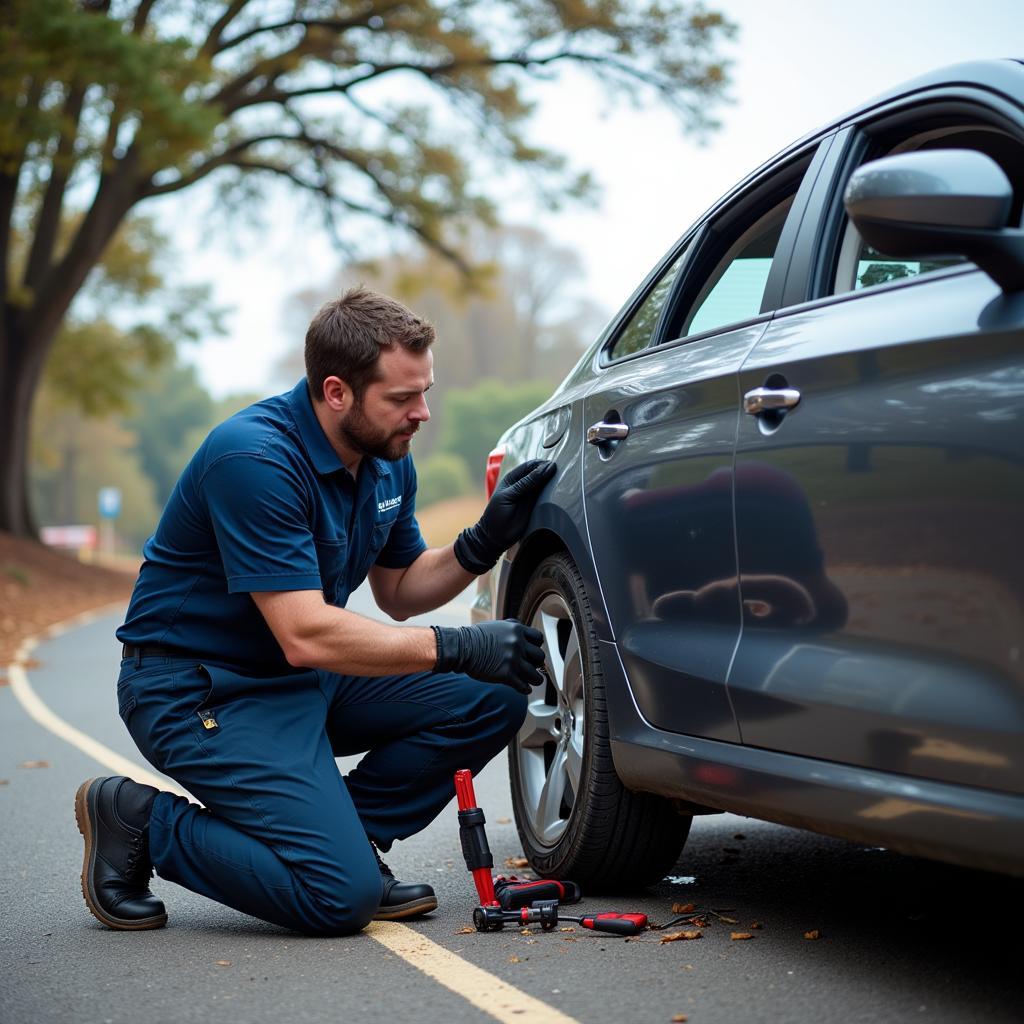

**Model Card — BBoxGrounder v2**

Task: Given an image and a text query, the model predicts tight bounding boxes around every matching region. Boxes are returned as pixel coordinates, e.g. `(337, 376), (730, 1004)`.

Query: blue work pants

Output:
(116, 656), (527, 936)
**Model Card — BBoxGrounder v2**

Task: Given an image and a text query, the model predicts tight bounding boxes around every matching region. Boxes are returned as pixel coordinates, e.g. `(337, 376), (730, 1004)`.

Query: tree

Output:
(1, 0), (733, 536)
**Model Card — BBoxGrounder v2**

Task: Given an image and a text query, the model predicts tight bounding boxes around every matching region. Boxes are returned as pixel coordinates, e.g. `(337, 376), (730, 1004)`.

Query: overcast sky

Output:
(154, 0), (1022, 398)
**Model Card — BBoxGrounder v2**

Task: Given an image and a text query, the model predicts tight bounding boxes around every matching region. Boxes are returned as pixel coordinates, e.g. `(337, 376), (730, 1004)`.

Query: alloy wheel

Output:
(515, 590), (585, 847)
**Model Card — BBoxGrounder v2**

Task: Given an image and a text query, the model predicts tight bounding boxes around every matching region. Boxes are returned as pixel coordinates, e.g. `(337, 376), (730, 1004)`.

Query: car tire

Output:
(508, 552), (692, 890)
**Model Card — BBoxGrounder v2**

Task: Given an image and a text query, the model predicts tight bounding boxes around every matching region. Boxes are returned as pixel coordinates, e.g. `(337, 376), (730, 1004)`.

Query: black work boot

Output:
(371, 845), (437, 920)
(75, 777), (167, 930)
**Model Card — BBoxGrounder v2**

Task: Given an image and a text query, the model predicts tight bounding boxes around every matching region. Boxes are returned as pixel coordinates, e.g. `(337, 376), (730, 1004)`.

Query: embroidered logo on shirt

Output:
(377, 496), (402, 513)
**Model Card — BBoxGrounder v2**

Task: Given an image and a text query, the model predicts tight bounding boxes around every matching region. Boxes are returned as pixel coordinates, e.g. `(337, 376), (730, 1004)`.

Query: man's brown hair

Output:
(304, 285), (435, 402)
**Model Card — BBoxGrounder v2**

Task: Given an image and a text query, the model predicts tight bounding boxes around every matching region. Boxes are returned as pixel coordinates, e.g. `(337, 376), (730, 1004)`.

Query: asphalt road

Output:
(2, 589), (1022, 1024)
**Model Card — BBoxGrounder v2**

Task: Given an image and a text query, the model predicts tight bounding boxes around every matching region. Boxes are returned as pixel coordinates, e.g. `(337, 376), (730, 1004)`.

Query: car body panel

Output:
(580, 323), (768, 741)
(476, 59), (1024, 876)
(729, 269), (1024, 794)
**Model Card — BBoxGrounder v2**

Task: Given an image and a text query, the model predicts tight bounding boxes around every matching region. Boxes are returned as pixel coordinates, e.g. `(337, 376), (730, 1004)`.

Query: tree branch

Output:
(214, 1), (412, 54)
(131, 0), (157, 34)
(139, 133), (313, 197)
(23, 84), (88, 293)
(0, 76), (45, 310)
(200, 0), (250, 58)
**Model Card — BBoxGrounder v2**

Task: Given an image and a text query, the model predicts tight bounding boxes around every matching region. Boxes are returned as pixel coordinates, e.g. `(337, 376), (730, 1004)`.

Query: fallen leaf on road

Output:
(730, 933), (755, 941)
(559, 927), (575, 932)
(750, 922), (763, 929)
(18, 760), (49, 769)
(671, 1015), (689, 1022)
(455, 927), (475, 934)
(508, 955), (521, 963)
(671, 902), (696, 913)
(718, 915), (739, 925)
(495, 817), (511, 824)
(213, 960), (232, 967)
(660, 931), (703, 943)
(804, 929), (821, 940)
(505, 857), (529, 868)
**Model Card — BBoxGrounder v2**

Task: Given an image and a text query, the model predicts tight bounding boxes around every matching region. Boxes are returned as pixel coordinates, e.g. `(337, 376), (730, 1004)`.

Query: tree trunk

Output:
(0, 316), (49, 537)
(0, 154), (140, 537)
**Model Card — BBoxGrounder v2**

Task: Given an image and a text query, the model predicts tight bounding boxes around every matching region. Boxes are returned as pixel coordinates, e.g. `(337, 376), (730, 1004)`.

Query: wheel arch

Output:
(495, 495), (606, 630)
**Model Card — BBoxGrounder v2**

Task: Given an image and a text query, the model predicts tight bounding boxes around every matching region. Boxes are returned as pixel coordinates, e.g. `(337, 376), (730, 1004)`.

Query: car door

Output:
(581, 138), (834, 742)
(728, 99), (1024, 794)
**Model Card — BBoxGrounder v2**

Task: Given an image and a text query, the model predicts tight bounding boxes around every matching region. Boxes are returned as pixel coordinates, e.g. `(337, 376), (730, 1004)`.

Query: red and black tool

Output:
(455, 768), (499, 907)
(455, 769), (582, 908)
(494, 875), (581, 910)
(473, 899), (648, 936)
(454, 770), (645, 938)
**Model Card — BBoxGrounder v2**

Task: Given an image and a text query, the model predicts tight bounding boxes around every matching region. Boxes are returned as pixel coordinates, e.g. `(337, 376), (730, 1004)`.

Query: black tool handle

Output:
(494, 876), (582, 909)
(458, 807), (493, 871)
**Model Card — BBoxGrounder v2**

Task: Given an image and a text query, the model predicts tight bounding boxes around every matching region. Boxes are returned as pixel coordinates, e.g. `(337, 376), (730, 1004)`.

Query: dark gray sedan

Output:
(472, 58), (1024, 887)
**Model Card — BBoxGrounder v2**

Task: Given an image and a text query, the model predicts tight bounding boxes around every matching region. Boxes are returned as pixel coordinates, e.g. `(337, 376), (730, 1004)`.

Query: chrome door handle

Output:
(743, 387), (801, 415)
(587, 421), (630, 444)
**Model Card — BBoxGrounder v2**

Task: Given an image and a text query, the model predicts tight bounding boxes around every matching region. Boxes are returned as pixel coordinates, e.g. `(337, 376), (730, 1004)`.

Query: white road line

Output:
(6, 605), (580, 1024)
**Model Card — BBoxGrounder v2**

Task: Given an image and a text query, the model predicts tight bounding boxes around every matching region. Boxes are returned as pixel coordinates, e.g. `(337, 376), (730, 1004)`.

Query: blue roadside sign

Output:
(98, 486), (122, 519)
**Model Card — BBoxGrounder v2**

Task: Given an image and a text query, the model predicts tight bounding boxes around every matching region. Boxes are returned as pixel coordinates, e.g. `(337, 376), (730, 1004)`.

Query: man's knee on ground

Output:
(297, 874), (382, 937)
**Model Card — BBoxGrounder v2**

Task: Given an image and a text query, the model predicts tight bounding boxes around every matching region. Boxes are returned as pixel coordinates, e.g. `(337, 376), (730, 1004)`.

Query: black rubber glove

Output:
(432, 619), (545, 695)
(454, 459), (557, 575)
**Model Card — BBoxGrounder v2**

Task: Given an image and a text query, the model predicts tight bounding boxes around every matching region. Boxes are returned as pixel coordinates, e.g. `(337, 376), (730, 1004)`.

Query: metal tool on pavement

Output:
(473, 898), (648, 936)
(454, 769), (645, 937)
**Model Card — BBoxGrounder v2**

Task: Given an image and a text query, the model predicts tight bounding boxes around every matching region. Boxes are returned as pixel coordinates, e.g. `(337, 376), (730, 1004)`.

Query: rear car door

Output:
(581, 138), (834, 742)
(728, 88), (1024, 794)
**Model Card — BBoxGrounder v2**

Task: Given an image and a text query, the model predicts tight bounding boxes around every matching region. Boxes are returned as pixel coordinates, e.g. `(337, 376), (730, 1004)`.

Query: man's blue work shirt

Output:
(117, 379), (427, 672)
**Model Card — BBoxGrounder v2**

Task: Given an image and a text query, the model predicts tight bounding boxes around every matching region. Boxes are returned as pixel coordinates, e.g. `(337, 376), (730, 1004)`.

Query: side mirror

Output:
(844, 149), (1024, 293)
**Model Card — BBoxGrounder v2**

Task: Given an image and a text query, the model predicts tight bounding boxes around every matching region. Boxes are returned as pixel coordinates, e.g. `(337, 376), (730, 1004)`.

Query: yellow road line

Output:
(370, 921), (579, 1024)
(6, 605), (580, 1024)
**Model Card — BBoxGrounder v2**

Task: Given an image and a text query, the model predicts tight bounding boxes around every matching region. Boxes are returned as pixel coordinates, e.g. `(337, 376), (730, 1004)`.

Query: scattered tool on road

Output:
(473, 899), (648, 935)
(454, 769), (646, 936)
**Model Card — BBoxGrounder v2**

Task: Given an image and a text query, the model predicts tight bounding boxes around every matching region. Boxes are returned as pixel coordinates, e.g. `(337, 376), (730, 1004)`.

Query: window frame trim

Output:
(791, 89), (1024, 308)
(651, 142), (825, 350)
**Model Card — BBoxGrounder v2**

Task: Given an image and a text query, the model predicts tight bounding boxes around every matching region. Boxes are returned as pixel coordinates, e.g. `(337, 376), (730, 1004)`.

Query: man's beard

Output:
(338, 400), (417, 462)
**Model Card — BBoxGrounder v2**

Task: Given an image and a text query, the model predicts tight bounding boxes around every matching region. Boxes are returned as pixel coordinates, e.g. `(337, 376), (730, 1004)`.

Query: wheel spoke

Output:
(537, 746), (569, 844)
(561, 628), (583, 705)
(566, 729), (584, 795)
(518, 699), (559, 749)
(538, 608), (565, 691)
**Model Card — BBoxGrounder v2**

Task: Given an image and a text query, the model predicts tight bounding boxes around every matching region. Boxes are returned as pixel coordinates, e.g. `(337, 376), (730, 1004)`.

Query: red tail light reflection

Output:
(485, 446), (506, 499)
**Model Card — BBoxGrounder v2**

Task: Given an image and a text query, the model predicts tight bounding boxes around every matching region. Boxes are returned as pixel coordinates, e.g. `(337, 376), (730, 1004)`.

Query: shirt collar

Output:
(286, 379), (384, 480)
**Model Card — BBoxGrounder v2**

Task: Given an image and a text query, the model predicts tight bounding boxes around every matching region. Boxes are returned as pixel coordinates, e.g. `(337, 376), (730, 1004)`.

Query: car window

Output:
(607, 242), (689, 360)
(682, 196), (794, 337)
(833, 124), (1024, 295)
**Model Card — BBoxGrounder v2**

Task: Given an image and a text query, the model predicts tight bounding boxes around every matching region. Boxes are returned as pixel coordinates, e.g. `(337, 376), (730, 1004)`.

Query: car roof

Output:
(691, 57), (1024, 233)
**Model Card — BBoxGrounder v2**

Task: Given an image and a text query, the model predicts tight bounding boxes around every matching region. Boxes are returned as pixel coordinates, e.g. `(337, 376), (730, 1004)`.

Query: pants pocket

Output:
(116, 679), (138, 726)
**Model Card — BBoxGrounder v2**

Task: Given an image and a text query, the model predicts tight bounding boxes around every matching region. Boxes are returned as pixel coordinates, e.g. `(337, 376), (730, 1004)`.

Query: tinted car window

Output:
(608, 242), (689, 360)
(833, 124), (1024, 294)
(683, 196), (794, 337)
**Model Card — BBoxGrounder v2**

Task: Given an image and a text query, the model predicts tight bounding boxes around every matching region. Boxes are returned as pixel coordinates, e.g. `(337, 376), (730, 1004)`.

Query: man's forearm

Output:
(254, 590), (439, 676)
(376, 545), (476, 619)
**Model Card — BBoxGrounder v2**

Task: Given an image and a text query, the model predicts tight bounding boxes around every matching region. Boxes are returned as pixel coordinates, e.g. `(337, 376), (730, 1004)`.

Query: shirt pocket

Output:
(313, 536), (349, 603)
(356, 517), (398, 580)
